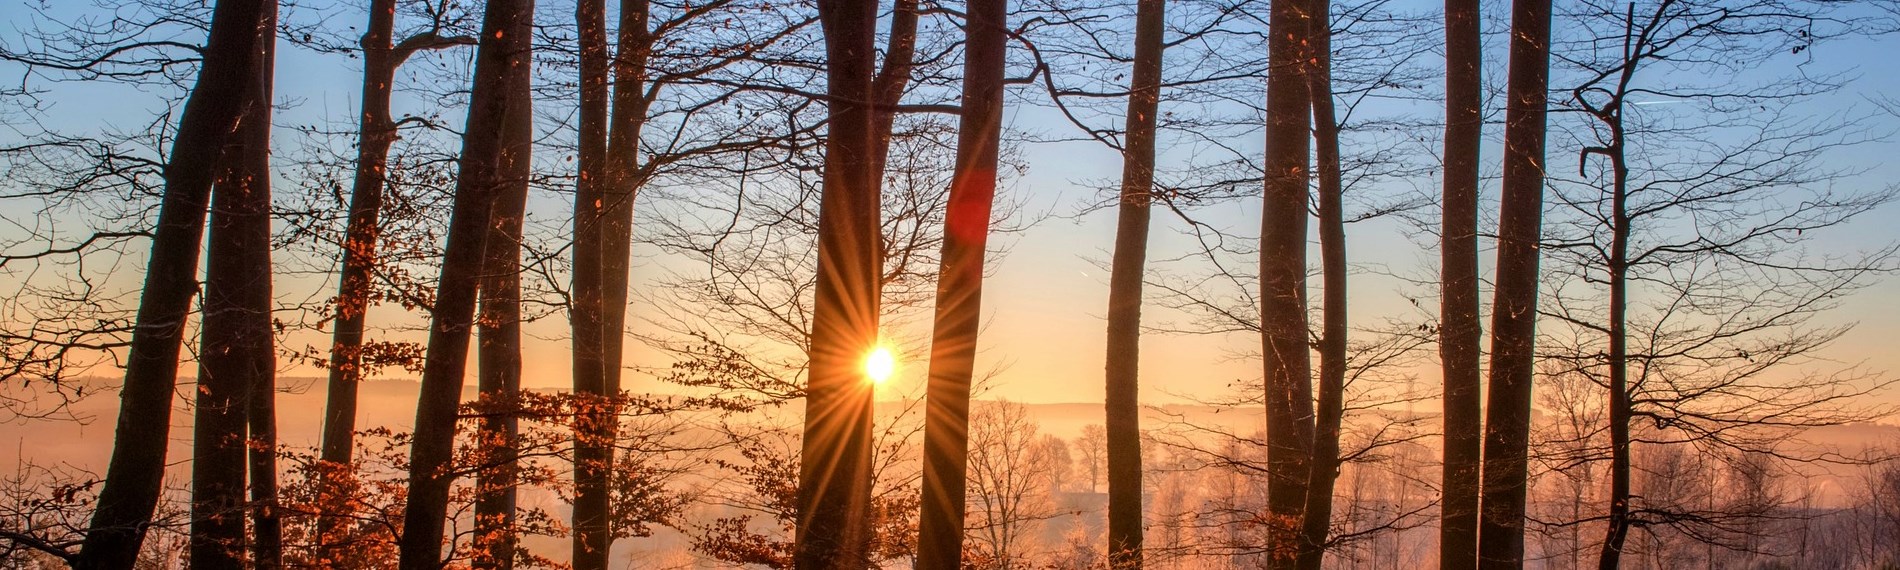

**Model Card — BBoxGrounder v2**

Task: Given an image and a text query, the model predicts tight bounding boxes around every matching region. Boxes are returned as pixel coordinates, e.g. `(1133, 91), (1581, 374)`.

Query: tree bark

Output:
(191, 34), (277, 563)
(1298, 0), (1345, 566)
(868, 0), (918, 178)
(74, 1), (275, 568)
(315, 1), (400, 552)
(575, 2), (654, 566)
(570, 0), (613, 566)
(914, 0), (1007, 567)
(600, 0), (652, 401)
(1439, 0), (1485, 565)
(1478, 0), (1551, 567)
(395, 1), (534, 567)
(1263, 0), (1316, 565)
(241, 19), (283, 567)
(471, 15), (534, 567)
(1102, 1), (1164, 568)
(796, 0), (881, 567)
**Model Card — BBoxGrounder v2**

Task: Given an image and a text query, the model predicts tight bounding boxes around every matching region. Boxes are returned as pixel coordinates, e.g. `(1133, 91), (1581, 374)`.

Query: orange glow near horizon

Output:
(863, 344), (896, 385)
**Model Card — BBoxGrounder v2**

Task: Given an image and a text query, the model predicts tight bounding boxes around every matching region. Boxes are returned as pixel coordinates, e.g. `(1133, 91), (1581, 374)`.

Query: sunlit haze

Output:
(6, 0), (1900, 567)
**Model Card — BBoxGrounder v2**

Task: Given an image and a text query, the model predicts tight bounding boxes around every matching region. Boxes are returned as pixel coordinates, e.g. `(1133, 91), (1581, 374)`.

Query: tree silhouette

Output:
(190, 4), (279, 566)
(1262, 0), (1317, 564)
(72, 1), (278, 567)
(315, 2), (474, 554)
(916, 0), (1008, 567)
(1439, 0), (1486, 563)
(1479, 0), (1553, 566)
(395, 0), (534, 566)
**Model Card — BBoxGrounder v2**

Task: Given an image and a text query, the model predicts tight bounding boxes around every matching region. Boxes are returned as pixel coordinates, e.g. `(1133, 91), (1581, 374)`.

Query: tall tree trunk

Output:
(395, 1), (534, 567)
(315, 0), (400, 552)
(316, 5), (474, 552)
(1298, 1), (1345, 566)
(1102, 0), (1164, 568)
(1439, 0), (1485, 565)
(1478, 0), (1552, 566)
(914, 0), (1007, 567)
(796, 0), (881, 567)
(191, 28), (276, 562)
(74, 2), (275, 568)
(574, 2), (655, 566)
(1595, 126), (1631, 570)
(1263, 0), (1316, 565)
(241, 19), (283, 567)
(600, 0), (652, 400)
(471, 21), (534, 568)
(570, 0), (613, 566)
(1593, 18), (1636, 563)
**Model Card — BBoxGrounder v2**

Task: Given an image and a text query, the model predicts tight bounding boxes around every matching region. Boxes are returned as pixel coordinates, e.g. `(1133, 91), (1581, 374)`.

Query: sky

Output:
(3, 0), (1900, 415)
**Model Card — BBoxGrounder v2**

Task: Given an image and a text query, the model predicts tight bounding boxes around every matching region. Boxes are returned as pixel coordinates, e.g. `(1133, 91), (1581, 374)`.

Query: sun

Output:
(863, 345), (897, 384)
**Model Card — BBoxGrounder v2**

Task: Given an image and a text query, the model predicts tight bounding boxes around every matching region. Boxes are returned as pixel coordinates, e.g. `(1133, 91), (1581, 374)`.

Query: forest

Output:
(3, 0), (1900, 568)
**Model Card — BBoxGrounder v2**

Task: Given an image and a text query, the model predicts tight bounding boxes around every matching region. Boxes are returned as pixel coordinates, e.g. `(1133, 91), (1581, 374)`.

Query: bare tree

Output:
(395, 0), (534, 566)
(1532, 2), (1898, 566)
(1262, 0), (1316, 565)
(1144, 326), (1436, 565)
(797, 0), (884, 566)
(965, 401), (1065, 569)
(467, 9), (536, 564)
(569, 0), (829, 564)
(1526, 364), (1608, 570)
(690, 403), (925, 569)
(315, 2), (474, 554)
(1477, 0), (1552, 566)
(569, 1), (616, 566)
(1439, 0), (1485, 563)
(1298, 0), (1349, 566)
(1077, 424), (1107, 494)
(1098, 1), (1164, 567)
(71, 1), (277, 567)
(191, 4), (279, 566)
(916, 0), (1009, 567)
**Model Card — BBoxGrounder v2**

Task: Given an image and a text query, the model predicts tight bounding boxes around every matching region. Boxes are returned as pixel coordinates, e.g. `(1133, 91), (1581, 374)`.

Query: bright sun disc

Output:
(864, 345), (896, 384)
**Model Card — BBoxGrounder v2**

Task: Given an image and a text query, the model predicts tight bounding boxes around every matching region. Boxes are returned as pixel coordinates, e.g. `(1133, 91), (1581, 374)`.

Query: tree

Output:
(634, 2), (1020, 563)
(1853, 458), (1900, 567)
(1297, 0), (1350, 566)
(191, 4), (280, 567)
(797, 0), (883, 566)
(572, 0), (825, 564)
(1078, 1), (1436, 564)
(1102, 1), (1165, 568)
(395, 0), (534, 566)
(1523, 364), (1607, 569)
(569, 1), (616, 566)
(1439, 0), (1485, 563)
(916, 0), (1008, 567)
(1262, 0), (1316, 565)
(1077, 424), (1107, 494)
(1478, 0), (1552, 566)
(72, 1), (277, 567)
(468, 8), (536, 564)
(315, 2), (474, 555)
(1531, 2), (1898, 566)
(689, 418), (922, 569)
(1143, 326), (1436, 565)
(965, 401), (1064, 569)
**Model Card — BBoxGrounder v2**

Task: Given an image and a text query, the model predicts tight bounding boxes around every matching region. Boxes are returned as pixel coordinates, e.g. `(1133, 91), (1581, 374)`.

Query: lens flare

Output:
(864, 345), (896, 384)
